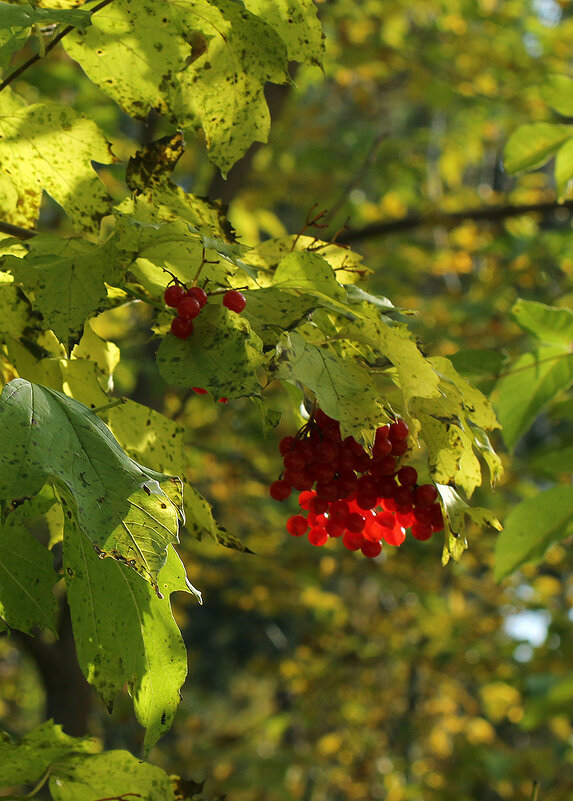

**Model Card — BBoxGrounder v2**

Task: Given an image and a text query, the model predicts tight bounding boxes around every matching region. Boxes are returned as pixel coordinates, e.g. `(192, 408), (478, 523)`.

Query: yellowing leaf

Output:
(504, 123), (572, 174)
(65, 0), (288, 174)
(243, 0), (324, 65)
(0, 102), (112, 231)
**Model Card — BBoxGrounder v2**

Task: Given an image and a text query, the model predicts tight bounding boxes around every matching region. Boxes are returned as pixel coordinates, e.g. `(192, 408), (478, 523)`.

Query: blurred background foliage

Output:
(2, 0), (573, 799)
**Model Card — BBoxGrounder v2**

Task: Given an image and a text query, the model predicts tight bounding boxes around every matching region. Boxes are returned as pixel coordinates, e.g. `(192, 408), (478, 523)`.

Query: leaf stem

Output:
(0, 0), (115, 94)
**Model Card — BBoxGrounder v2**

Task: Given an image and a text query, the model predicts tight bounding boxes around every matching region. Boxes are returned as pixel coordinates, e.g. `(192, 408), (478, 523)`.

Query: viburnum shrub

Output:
(270, 408), (444, 559)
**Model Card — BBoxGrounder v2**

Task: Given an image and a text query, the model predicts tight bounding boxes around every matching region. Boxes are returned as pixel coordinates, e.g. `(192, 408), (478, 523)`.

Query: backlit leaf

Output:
(511, 299), (573, 346)
(504, 123), (572, 174)
(494, 486), (573, 581)
(243, 0), (324, 65)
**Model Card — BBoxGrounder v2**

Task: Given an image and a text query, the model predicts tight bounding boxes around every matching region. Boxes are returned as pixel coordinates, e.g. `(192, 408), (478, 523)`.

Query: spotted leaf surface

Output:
(64, 517), (197, 753)
(65, 0), (288, 174)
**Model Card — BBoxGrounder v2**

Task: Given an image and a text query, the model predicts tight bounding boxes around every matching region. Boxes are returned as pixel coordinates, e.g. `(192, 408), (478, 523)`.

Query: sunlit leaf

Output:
(504, 123), (572, 174)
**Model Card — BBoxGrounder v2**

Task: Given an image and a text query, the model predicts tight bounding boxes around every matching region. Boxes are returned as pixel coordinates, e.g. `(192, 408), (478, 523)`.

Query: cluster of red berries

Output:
(164, 283), (247, 340)
(269, 410), (444, 559)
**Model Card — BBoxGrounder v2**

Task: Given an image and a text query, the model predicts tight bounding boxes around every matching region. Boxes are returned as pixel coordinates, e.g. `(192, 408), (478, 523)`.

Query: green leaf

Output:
(64, 515), (198, 752)
(0, 379), (184, 589)
(156, 304), (265, 399)
(272, 250), (348, 306)
(447, 348), (506, 378)
(540, 74), (573, 117)
(242, 286), (318, 346)
(344, 284), (394, 310)
(503, 123), (572, 174)
(530, 444), (573, 476)
(0, 520), (59, 634)
(242, 0), (324, 65)
(438, 484), (501, 564)
(338, 313), (443, 410)
(50, 749), (176, 801)
(556, 137), (573, 199)
(430, 356), (501, 431)
(0, 103), (112, 231)
(0, 721), (98, 786)
(65, 0), (288, 174)
(275, 332), (382, 440)
(494, 486), (573, 581)
(511, 298), (573, 346)
(494, 347), (573, 450)
(0, 2), (91, 30)
(5, 236), (119, 347)
(0, 278), (30, 341)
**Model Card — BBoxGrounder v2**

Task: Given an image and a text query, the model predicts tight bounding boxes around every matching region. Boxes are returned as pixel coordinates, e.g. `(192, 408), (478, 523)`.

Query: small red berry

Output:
(164, 284), (187, 307)
(414, 484), (439, 507)
(192, 387), (208, 394)
(308, 527), (328, 546)
(171, 317), (194, 339)
(177, 296), (202, 320)
(223, 290), (247, 314)
(269, 480), (291, 501)
(361, 540), (382, 559)
(279, 436), (296, 455)
(397, 466), (418, 486)
(218, 397), (228, 404)
(287, 515), (308, 537)
(411, 522), (433, 541)
(187, 286), (208, 307)
(389, 419), (409, 440)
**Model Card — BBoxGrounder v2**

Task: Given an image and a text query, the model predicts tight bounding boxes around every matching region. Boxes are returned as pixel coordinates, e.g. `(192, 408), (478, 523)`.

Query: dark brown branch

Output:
(0, 220), (37, 240)
(0, 0), (114, 94)
(337, 198), (573, 244)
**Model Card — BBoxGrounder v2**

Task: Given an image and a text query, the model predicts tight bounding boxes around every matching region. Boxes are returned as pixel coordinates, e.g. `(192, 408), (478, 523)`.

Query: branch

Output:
(0, 0), (114, 94)
(337, 198), (573, 244)
(0, 220), (37, 240)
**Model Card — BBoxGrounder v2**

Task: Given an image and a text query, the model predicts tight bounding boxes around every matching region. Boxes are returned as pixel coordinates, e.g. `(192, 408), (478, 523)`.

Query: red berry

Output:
(397, 466), (418, 486)
(223, 290), (247, 313)
(382, 525), (406, 546)
(315, 481), (339, 502)
(375, 424), (390, 441)
(171, 317), (194, 339)
(187, 286), (208, 307)
(314, 441), (338, 463)
(308, 527), (328, 546)
(411, 522), (433, 541)
(389, 419), (409, 440)
(309, 496), (329, 515)
(372, 438), (392, 458)
(283, 451), (306, 472)
(298, 490), (315, 510)
(391, 439), (408, 457)
(269, 480), (291, 501)
(393, 486), (414, 507)
(164, 284), (187, 307)
(329, 501), (349, 522)
(356, 493), (378, 511)
(310, 461), (336, 483)
(371, 455), (396, 477)
(414, 484), (439, 507)
(326, 520), (345, 538)
(361, 540), (382, 559)
(342, 531), (364, 551)
(345, 512), (366, 533)
(177, 296), (202, 320)
(279, 436), (296, 456)
(287, 515), (308, 536)
(192, 387), (208, 394)
(218, 397), (228, 403)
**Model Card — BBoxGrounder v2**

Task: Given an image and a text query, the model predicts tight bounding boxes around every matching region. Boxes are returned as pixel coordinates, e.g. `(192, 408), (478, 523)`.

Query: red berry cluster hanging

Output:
(164, 283), (247, 340)
(269, 409), (444, 559)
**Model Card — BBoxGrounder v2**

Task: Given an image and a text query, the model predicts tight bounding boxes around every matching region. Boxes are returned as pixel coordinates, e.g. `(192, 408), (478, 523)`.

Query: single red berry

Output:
(283, 451), (307, 472)
(363, 518), (384, 542)
(342, 531), (364, 551)
(187, 286), (208, 307)
(389, 419), (409, 440)
(315, 481), (339, 502)
(382, 525), (406, 546)
(192, 387), (208, 394)
(414, 484), (439, 507)
(429, 503), (444, 532)
(314, 441), (338, 463)
(309, 496), (329, 515)
(372, 438), (392, 459)
(413, 505), (433, 525)
(287, 515), (308, 537)
(345, 512), (366, 533)
(329, 501), (349, 522)
(375, 424), (390, 441)
(361, 540), (382, 559)
(269, 480), (291, 501)
(326, 519), (345, 538)
(164, 284), (187, 308)
(171, 317), (194, 339)
(223, 290), (247, 313)
(411, 522), (433, 541)
(391, 439), (408, 457)
(393, 486), (414, 507)
(177, 296), (202, 320)
(397, 466), (418, 486)
(310, 461), (336, 483)
(356, 493), (378, 511)
(218, 397), (228, 403)
(308, 526), (328, 546)
(371, 455), (396, 477)
(279, 435), (296, 456)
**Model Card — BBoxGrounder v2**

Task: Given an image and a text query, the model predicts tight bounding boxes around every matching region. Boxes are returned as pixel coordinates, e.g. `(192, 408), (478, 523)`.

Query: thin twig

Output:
(0, 0), (115, 94)
(0, 220), (37, 240)
(337, 198), (573, 244)
(324, 131), (387, 227)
